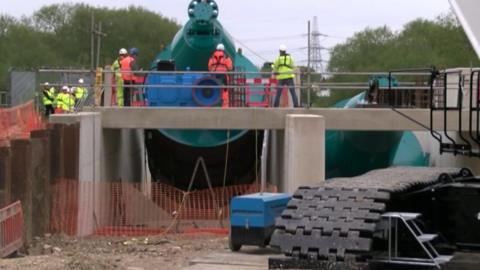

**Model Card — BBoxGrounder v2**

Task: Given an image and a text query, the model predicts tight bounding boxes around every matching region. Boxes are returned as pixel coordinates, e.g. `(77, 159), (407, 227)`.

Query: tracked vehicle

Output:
(270, 167), (480, 269)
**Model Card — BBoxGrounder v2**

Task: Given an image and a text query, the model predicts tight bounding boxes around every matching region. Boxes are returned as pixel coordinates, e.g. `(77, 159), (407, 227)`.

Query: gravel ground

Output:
(0, 233), (228, 270)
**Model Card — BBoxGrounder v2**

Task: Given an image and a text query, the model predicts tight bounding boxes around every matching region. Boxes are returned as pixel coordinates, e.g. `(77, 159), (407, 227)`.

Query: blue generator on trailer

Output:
(229, 193), (291, 251)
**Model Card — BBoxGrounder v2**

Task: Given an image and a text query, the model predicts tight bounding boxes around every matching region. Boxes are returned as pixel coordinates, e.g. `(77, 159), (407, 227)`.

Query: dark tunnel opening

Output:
(145, 129), (264, 190)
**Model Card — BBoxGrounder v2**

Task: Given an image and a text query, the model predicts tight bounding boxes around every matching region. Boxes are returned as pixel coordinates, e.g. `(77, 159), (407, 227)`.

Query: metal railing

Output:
(36, 68), (442, 110)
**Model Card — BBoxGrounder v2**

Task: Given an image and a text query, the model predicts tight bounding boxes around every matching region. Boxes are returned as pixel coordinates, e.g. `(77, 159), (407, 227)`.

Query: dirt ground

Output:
(0, 233), (228, 270)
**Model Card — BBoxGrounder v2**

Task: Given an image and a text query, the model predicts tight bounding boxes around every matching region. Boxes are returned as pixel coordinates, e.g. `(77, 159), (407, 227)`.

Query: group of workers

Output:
(43, 42), (297, 113)
(207, 43), (298, 108)
(42, 78), (88, 116)
(111, 47), (141, 107)
(109, 42), (297, 108)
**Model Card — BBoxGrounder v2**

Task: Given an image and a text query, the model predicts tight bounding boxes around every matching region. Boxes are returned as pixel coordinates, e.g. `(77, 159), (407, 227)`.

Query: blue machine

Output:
(229, 192), (291, 251)
(145, 73), (222, 107)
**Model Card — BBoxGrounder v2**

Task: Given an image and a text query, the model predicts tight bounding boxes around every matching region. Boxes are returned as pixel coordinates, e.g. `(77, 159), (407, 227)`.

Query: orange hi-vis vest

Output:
(208, 50), (233, 108)
(208, 50), (233, 72)
(120, 56), (134, 81)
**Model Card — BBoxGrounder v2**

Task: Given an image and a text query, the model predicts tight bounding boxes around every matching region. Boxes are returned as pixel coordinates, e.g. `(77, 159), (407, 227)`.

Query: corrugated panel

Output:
(9, 71), (36, 107)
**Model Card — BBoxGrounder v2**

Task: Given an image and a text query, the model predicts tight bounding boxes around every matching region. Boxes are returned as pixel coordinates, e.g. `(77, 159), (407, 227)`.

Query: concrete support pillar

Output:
(102, 129), (146, 183)
(50, 112), (102, 236)
(77, 113), (102, 182)
(283, 114), (325, 193)
(50, 113), (102, 182)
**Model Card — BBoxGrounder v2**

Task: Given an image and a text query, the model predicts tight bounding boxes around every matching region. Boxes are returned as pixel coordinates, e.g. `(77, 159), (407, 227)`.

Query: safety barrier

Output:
(0, 101), (45, 145)
(235, 77), (278, 107)
(0, 201), (23, 258)
(50, 179), (276, 237)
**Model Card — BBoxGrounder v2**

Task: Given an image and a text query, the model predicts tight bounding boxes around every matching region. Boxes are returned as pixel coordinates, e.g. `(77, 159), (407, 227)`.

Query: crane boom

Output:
(449, 0), (480, 58)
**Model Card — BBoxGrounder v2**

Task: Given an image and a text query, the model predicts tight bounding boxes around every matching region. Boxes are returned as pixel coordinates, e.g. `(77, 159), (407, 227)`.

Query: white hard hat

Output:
(279, 44), (287, 51)
(44, 82), (49, 86)
(78, 78), (84, 84)
(119, 48), (128, 55)
(62, 85), (69, 92)
(216, 43), (225, 51)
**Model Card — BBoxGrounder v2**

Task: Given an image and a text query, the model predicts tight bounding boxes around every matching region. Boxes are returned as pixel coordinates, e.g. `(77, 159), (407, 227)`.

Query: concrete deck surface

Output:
(182, 250), (480, 270)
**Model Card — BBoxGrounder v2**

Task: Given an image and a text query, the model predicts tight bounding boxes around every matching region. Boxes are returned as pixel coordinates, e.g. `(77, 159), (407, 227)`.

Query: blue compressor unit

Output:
(145, 73), (223, 107)
(229, 192), (291, 251)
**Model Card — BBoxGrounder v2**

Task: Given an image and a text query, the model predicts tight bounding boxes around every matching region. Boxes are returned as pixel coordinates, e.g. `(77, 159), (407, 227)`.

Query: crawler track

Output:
(270, 167), (468, 263)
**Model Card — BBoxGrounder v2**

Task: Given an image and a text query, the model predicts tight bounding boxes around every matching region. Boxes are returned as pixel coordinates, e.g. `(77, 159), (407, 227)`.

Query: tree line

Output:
(0, 3), (180, 91)
(314, 12), (480, 107)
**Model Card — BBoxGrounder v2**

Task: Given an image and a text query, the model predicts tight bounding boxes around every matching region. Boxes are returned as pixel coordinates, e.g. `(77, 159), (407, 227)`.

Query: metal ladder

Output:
(430, 70), (472, 156)
(468, 69), (480, 156)
(373, 212), (453, 269)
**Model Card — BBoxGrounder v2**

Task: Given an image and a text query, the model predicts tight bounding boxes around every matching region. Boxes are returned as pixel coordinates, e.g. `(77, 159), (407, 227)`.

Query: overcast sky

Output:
(1, 0), (452, 67)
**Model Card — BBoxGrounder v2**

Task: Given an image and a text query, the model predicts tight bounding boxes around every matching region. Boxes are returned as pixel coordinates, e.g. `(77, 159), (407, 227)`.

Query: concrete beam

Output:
(96, 107), (473, 131)
(50, 112), (102, 236)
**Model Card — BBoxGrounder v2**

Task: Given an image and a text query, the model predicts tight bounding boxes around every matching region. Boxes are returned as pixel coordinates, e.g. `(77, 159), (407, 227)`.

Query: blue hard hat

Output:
(129, 47), (139, 55)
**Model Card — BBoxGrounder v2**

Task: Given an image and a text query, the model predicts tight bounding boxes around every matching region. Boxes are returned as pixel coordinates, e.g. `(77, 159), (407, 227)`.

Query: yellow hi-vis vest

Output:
(55, 93), (67, 111)
(56, 93), (75, 112)
(42, 87), (55, 105)
(272, 54), (295, 80)
(66, 94), (75, 111)
(75, 87), (87, 100)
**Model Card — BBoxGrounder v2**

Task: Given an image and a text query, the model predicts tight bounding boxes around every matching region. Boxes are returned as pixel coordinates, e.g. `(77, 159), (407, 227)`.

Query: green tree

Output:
(317, 12), (480, 107)
(0, 3), (180, 91)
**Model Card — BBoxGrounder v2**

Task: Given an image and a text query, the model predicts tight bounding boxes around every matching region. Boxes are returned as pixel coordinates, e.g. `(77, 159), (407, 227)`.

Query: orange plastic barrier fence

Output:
(0, 201), (24, 258)
(0, 101), (45, 145)
(50, 179), (276, 237)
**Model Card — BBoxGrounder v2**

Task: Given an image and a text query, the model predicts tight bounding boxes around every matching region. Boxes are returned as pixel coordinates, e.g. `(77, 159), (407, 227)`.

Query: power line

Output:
(238, 32), (347, 43)
(302, 33), (348, 39)
(300, 59), (329, 63)
(238, 34), (305, 43)
(233, 37), (269, 63)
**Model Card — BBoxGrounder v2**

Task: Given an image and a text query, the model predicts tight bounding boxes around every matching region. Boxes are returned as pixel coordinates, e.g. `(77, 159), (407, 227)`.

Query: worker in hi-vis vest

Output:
(112, 48), (127, 106)
(208, 43), (233, 108)
(56, 86), (71, 113)
(74, 78), (88, 107)
(120, 48), (136, 106)
(272, 44), (299, 107)
(42, 82), (56, 117)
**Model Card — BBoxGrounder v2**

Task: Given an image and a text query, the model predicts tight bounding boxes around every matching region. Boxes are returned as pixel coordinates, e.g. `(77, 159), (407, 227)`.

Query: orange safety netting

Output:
(50, 179), (276, 237)
(0, 201), (24, 258)
(0, 101), (45, 145)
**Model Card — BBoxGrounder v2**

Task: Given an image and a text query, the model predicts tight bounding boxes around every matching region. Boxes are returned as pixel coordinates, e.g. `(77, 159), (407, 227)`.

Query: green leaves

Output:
(309, 12), (479, 108)
(0, 3), (180, 90)
(328, 12), (479, 73)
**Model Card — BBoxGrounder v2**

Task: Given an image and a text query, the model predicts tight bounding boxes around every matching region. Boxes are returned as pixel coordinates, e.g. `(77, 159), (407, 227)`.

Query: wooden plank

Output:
(188, 249), (282, 268)
(190, 253), (268, 267)
(182, 264), (265, 270)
